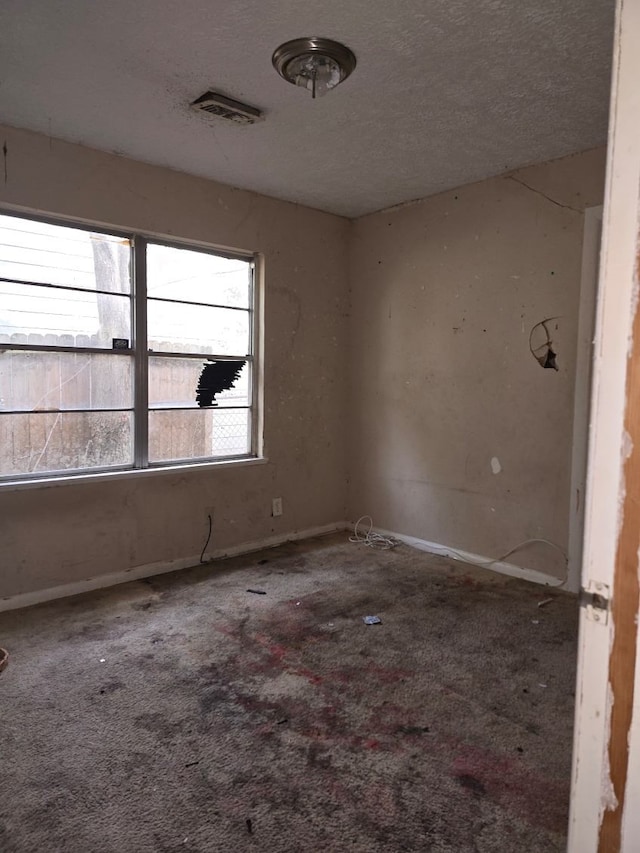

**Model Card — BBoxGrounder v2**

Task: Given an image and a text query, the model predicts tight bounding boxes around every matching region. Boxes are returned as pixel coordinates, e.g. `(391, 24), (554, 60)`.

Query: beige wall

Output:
(0, 124), (350, 599)
(348, 148), (606, 578)
(0, 127), (607, 601)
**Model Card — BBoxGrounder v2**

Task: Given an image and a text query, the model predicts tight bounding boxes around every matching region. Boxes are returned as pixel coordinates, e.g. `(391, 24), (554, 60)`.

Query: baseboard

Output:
(372, 525), (566, 588)
(0, 521), (349, 613)
(2, 521), (565, 613)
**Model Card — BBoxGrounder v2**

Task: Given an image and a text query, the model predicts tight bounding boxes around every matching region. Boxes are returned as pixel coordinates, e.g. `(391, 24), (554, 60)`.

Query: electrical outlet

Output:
(272, 497), (283, 517)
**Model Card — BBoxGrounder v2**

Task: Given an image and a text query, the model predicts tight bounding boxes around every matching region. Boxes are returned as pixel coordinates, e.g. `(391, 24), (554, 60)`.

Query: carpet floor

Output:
(0, 533), (578, 852)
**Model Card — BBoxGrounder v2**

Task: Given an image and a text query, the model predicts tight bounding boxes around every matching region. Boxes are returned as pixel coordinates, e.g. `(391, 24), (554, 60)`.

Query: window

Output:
(0, 212), (258, 481)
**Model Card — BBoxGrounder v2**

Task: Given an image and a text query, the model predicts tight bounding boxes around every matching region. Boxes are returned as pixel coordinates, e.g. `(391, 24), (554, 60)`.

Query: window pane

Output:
(0, 214), (131, 292)
(147, 243), (250, 308)
(0, 411), (133, 477)
(149, 408), (250, 463)
(0, 282), (131, 347)
(147, 301), (249, 355)
(149, 357), (249, 409)
(0, 351), (133, 411)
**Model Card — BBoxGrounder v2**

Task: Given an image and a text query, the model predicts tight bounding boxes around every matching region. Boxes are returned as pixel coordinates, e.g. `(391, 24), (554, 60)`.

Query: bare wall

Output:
(0, 124), (350, 599)
(348, 148), (606, 578)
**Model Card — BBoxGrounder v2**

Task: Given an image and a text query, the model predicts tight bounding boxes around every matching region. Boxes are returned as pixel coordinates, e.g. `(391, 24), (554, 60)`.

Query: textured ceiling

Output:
(0, 0), (614, 217)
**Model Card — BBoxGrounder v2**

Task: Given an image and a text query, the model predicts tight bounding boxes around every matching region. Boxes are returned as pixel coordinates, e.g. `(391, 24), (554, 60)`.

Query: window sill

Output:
(0, 456), (269, 492)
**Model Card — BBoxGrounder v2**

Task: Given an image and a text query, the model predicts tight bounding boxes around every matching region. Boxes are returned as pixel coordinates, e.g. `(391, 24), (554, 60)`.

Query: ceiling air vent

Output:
(191, 91), (263, 125)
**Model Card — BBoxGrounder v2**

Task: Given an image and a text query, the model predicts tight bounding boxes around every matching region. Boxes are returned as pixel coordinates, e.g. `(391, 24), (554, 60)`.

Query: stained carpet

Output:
(0, 533), (578, 852)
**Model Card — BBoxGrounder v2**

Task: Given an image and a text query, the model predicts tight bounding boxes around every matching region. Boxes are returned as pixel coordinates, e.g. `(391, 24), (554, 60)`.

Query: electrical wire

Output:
(200, 514), (212, 564)
(349, 516), (399, 550)
(350, 516), (568, 587)
(430, 538), (569, 587)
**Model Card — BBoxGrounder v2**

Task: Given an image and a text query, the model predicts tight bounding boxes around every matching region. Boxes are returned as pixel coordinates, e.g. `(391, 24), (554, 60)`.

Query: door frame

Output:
(568, 0), (640, 849)
(567, 205), (602, 593)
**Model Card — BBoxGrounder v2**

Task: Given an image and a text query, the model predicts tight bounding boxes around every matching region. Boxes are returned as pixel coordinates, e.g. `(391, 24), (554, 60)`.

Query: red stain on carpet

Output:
(267, 643), (288, 662)
(213, 613), (567, 837)
(451, 743), (569, 834)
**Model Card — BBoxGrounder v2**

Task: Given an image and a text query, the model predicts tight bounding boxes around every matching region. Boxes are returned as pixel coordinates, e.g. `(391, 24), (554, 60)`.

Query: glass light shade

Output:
(272, 38), (356, 99)
(288, 54), (342, 98)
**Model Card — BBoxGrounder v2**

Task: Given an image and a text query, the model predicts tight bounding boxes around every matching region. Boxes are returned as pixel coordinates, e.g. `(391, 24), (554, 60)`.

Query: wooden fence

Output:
(0, 337), (248, 476)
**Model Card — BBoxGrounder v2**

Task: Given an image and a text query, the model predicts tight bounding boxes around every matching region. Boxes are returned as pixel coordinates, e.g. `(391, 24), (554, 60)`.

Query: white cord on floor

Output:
(433, 539), (569, 587)
(349, 517), (568, 587)
(349, 516), (399, 550)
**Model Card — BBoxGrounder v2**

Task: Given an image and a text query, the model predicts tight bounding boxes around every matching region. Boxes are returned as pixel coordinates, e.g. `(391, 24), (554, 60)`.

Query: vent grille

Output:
(191, 91), (263, 125)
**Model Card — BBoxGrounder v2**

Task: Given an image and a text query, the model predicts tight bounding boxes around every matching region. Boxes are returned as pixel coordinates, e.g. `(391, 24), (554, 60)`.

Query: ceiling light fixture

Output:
(272, 37), (356, 99)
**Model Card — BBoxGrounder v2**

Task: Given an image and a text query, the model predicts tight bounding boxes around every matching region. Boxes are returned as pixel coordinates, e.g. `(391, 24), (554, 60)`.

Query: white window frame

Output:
(0, 210), (262, 486)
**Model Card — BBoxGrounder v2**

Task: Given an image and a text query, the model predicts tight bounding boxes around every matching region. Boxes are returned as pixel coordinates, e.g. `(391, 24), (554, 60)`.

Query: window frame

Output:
(0, 209), (262, 485)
